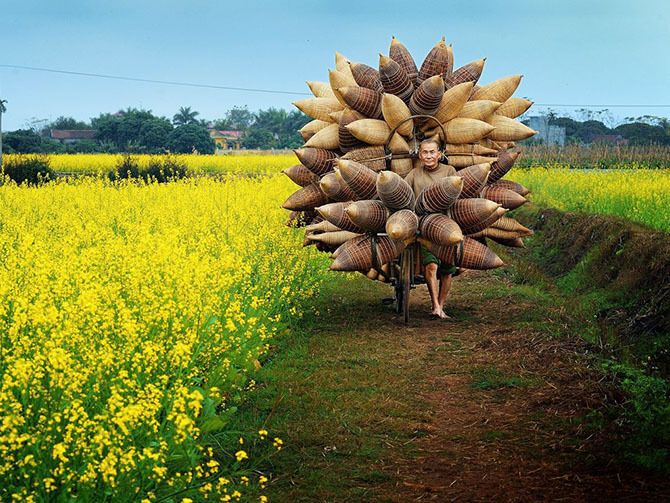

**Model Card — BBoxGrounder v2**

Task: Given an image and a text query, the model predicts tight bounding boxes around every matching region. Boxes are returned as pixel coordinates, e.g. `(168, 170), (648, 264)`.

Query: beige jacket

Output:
(404, 163), (457, 196)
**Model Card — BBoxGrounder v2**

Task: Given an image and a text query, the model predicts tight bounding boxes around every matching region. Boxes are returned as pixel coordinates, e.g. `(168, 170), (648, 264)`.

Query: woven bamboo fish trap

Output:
(376, 170), (415, 210)
(381, 93), (413, 137)
(495, 97), (533, 118)
(379, 54), (414, 104)
(389, 37), (419, 86)
(444, 59), (485, 89)
(490, 216), (533, 235)
(338, 108), (366, 153)
(409, 75), (444, 119)
(320, 172), (358, 202)
(446, 155), (497, 169)
(316, 202), (365, 233)
(386, 209), (419, 241)
(305, 220), (342, 233)
(420, 237), (504, 270)
(480, 185), (527, 210)
(341, 146), (387, 172)
(346, 119), (392, 145)
(304, 123), (340, 149)
(415, 176), (463, 214)
(308, 230), (363, 247)
(432, 81), (474, 124)
(350, 62), (383, 92)
(457, 163), (491, 198)
(471, 75), (523, 103)
(284, 36), (538, 308)
(419, 214), (463, 247)
(339, 86), (384, 120)
(282, 183), (329, 212)
(330, 235), (405, 271)
(293, 147), (337, 176)
(488, 150), (521, 183)
(458, 100), (502, 121)
(489, 179), (530, 196)
(345, 200), (389, 233)
(417, 38), (452, 84)
(336, 159), (379, 200)
(293, 97), (343, 122)
(283, 164), (320, 187)
(299, 119), (331, 141)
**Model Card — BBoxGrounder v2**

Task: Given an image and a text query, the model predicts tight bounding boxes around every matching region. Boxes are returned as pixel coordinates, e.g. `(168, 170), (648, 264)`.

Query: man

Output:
(405, 139), (458, 319)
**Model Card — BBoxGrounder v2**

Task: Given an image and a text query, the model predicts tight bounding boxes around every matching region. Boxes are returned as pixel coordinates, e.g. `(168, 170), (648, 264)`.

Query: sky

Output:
(1, 0), (669, 131)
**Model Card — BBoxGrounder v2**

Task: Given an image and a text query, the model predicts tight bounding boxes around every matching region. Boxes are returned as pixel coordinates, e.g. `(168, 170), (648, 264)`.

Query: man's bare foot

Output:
(430, 308), (451, 319)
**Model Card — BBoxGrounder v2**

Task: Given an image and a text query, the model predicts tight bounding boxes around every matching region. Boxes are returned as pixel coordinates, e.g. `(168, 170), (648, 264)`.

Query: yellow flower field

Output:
(38, 153), (296, 176)
(0, 175), (328, 501)
(508, 168), (670, 232)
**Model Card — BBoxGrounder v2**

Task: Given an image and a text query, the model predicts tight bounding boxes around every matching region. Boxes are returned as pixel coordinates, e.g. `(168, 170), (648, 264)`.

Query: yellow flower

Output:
(235, 450), (248, 462)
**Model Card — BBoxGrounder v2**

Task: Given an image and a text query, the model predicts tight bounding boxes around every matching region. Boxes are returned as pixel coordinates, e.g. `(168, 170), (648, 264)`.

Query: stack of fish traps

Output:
(282, 37), (537, 281)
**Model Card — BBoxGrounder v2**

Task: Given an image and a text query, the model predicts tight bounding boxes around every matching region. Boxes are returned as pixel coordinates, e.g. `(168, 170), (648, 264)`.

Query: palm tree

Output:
(172, 106), (200, 126)
(0, 99), (7, 170)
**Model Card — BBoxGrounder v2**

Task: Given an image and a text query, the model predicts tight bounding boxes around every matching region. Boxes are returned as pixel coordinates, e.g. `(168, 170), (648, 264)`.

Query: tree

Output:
(167, 124), (215, 154)
(172, 106), (200, 126)
(213, 106), (254, 130)
(138, 119), (173, 153)
(614, 122), (669, 145)
(48, 116), (90, 131)
(3, 129), (43, 153)
(92, 108), (172, 152)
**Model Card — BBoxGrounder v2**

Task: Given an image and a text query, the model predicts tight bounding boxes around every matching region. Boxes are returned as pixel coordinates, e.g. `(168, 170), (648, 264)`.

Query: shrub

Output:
(1, 154), (53, 185)
(143, 155), (188, 182)
(112, 154), (140, 180)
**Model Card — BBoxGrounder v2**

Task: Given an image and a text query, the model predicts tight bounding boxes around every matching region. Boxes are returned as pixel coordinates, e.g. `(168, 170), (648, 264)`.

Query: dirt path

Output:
(253, 270), (670, 502)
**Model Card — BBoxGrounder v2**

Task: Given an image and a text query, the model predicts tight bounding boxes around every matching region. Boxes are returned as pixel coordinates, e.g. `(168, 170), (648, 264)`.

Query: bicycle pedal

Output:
(381, 297), (395, 305)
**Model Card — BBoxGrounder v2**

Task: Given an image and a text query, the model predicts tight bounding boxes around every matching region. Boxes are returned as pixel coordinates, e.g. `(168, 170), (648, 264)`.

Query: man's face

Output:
(418, 142), (440, 170)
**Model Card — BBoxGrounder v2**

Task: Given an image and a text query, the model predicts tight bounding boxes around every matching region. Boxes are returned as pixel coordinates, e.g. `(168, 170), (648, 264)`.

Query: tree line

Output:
(1, 106), (310, 154)
(2, 106), (670, 154)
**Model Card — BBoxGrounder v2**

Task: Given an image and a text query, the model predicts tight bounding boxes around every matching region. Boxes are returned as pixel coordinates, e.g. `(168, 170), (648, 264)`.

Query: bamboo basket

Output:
(495, 97), (533, 118)
(335, 159), (379, 200)
(294, 147), (338, 176)
(308, 230), (363, 246)
(489, 179), (530, 196)
(307, 80), (336, 99)
(446, 155), (497, 169)
(471, 75), (523, 103)
(419, 214), (463, 246)
(386, 209), (418, 241)
(346, 119), (392, 145)
(457, 163), (491, 198)
(409, 75), (445, 121)
(283, 164), (320, 187)
(487, 115), (537, 142)
(379, 54), (414, 104)
(421, 236), (504, 270)
(480, 186), (527, 210)
(299, 119), (331, 141)
(449, 198), (501, 233)
(346, 200), (389, 232)
(444, 59), (485, 89)
(415, 176), (463, 214)
(341, 146), (387, 172)
(338, 108), (366, 153)
(293, 97), (343, 122)
(457, 100), (502, 121)
(320, 172), (358, 202)
(432, 81), (475, 124)
(283, 183), (329, 211)
(488, 151), (521, 183)
(350, 62), (383, 92)
(339, 86), (384, 120)
(490, 216), (533, 235)
(382, 93), (413, 137)
(389, 37), (419, 86)
(304, 123), (340, 149)
(316, 202), (365, 233)
(330, 235), (405, 271)
(376, 170), (416, 210)
(417, 38), (452, 84)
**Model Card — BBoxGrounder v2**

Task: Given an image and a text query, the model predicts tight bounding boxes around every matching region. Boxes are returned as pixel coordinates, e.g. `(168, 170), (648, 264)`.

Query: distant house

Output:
(51, 129), (97, 144)
(526, 117), (566, 146)
(592, 134), (628, 146)
(209, 130), (243, 153)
